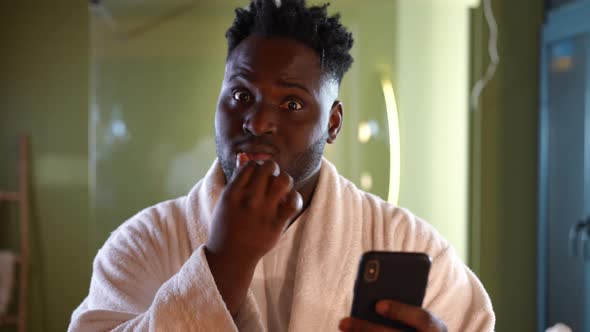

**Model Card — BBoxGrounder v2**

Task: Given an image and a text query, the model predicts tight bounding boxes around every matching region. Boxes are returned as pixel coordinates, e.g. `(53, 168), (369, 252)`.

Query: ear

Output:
(327, 101), (343, 144)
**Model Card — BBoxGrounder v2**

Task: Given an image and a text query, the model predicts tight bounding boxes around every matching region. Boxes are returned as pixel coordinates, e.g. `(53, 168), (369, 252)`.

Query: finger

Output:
(276, 188), (303, 228)
(236, 152), (250, 169)
(339, 317), (400, 332)
(267, 170), (294, 205)
(247, 160), (281, 199)
(376, 300), (446, 332)
(229, 159), (257, 188)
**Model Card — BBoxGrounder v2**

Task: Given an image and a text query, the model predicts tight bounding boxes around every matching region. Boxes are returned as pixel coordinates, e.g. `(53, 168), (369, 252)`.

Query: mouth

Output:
(235, 142), (278, 163)
(237, 152), (273, 162)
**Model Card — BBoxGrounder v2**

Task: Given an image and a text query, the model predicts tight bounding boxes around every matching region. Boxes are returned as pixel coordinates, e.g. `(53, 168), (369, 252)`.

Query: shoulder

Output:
(347, 186), (495, 326)
(110, 197), (189, 244)
(95, 196), (194, 266)
(335, 173), (450, 258)
(92, 168), (218, 272)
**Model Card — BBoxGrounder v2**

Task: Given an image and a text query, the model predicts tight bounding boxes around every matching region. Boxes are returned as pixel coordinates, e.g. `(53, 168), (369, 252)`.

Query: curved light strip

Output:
(381, 78), (401, 205)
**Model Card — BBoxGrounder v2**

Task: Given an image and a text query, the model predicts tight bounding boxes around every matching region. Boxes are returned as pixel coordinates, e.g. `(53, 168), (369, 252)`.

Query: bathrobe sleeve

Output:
(423, 245), (495, 332)
(68, 204), (260, 332)
(381, 206), (495, 331)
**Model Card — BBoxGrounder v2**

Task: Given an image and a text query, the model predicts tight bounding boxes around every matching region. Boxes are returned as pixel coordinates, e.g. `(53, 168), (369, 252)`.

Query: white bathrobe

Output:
(69, 158), (495, 332)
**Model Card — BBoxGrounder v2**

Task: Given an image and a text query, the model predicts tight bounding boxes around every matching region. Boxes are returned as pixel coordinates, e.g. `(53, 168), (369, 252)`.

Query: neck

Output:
(289, 167), (321, 225)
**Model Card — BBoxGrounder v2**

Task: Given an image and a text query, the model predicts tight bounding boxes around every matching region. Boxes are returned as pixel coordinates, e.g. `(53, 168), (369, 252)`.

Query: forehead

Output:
(225, 36), (323, 85)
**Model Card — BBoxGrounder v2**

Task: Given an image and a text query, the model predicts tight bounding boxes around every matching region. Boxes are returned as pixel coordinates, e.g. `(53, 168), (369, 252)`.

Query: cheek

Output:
(282, 118), (325, 148)
(307, 112), (330, 139)
(215, 100), (240, 134)
(214, 111), (224, 138)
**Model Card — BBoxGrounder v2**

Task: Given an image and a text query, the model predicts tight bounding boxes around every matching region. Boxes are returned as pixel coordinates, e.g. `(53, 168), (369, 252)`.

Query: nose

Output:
(242, 102), (277, 136)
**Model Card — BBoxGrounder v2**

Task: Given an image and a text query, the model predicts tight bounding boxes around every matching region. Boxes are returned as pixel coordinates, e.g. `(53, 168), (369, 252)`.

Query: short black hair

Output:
(226, 0), (354, 84)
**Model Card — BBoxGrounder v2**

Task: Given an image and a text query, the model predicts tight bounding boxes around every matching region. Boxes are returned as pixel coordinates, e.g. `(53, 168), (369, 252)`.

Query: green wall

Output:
(0, 2), (90, 331)
(469, 1), (543, 331)
(393, 0), (474, 261)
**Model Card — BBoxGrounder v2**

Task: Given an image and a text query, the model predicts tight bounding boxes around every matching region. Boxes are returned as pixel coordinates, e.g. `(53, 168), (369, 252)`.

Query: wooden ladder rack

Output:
(0, 135), (30, 332)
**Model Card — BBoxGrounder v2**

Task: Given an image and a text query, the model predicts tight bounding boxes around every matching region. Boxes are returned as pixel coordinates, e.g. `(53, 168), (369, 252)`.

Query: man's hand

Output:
(339, 300), (447, 332)
(207, 155), (303, 263)
(205, 155), (303, 315)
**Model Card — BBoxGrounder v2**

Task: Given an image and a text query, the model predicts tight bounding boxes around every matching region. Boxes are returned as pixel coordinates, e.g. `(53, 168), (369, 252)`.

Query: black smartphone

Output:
(350, 251), (431, 332)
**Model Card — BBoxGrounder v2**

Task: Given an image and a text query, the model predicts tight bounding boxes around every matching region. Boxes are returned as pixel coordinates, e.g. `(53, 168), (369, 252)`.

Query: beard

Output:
(215, 131), (328, 188)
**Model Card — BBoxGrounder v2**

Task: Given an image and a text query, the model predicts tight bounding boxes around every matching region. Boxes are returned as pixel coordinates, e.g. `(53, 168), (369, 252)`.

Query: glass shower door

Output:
(89, 1), (244, 249)
(88, 0), (400, 248)
(89, 0), (475, 262)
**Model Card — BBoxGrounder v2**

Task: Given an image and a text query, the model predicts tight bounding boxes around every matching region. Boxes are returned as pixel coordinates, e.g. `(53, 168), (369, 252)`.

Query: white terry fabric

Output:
(69, 158), (495, 332)
(545, 323), (572, 332)
(0, 250), (16, 316)
(251, 209), (305, 332)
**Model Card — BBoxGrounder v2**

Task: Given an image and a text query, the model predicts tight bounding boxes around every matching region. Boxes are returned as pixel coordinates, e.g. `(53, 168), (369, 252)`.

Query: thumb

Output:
(231, 152), (251, 182)
(277, 190), (303, 229)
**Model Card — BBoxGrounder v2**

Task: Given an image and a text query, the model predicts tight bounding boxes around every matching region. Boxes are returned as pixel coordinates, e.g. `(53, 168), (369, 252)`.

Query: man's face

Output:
(215, 35), (342, 187)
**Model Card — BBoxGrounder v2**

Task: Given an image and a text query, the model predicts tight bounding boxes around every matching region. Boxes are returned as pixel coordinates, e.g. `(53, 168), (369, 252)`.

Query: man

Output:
(69, 0), (495, 331)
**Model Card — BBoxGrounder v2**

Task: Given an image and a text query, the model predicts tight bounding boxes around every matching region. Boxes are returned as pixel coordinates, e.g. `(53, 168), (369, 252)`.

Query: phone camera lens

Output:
(364, 260), (380, 283)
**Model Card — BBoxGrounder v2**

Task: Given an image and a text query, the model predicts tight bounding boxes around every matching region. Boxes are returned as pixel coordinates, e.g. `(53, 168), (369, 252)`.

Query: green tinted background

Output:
(0, 2), (90, 331)
(0, 0), (539, 331)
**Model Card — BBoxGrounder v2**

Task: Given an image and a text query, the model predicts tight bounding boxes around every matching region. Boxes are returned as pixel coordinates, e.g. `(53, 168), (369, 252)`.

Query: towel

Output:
(546, 323), (572, 332)
(69, 158), (495, 331)
(0, 250), (16, 316)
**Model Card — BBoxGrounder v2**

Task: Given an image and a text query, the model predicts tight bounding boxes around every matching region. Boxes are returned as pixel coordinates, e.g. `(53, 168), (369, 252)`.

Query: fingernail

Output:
(376, 301), (389, 314)
(236, 153), (247, 168)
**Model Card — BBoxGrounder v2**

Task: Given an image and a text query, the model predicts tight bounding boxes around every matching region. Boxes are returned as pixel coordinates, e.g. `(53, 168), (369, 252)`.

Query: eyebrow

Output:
(276, 79), (312, 97)
(228, 67), (254, 82)
(228, 66), (313, 97)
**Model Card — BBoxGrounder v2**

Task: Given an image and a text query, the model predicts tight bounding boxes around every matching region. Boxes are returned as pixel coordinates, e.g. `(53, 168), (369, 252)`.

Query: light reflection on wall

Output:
(357, 121), (379, 144)
(381, 77), (401, 206)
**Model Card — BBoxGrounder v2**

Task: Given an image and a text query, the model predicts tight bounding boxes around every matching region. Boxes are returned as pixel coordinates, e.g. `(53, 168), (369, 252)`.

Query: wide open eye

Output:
(279, 99), (303, 111)
(232, 89), (252, 103)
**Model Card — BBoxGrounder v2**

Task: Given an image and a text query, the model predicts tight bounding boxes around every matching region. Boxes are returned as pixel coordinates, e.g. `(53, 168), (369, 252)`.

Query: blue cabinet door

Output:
(539, 2), (590, 331)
